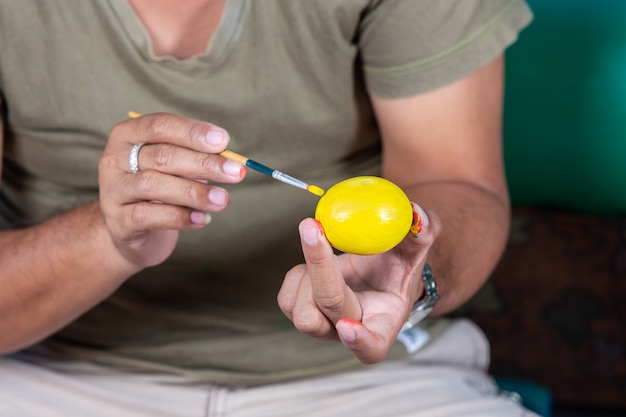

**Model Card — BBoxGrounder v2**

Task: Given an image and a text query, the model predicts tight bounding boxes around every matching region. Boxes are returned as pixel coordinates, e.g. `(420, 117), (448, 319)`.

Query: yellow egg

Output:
(315, 176), (413, 255)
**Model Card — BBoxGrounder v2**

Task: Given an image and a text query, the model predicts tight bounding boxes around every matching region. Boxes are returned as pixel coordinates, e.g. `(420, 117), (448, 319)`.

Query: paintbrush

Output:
(128, 111), (324, 196)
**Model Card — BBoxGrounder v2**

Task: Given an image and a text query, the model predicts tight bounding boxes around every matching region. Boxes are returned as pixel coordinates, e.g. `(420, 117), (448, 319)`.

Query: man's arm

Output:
(372, 55), (511, 315)
(0, 112), (243, 354)
(278, 55), (511, 363)
(0, 91), (137, 354)
(0, 200), (138, 354)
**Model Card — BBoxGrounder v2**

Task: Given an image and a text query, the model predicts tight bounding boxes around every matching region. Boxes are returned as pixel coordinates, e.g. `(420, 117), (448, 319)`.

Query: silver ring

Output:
(129, 143), (144, 173)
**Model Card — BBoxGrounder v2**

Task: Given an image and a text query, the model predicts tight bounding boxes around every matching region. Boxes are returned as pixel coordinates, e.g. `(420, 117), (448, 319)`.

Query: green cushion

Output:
(496, 378), (552, 417)
(503, 0), (626, 214)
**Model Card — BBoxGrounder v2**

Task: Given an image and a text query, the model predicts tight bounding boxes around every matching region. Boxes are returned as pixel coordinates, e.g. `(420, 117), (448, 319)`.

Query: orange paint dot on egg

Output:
(314, 176), (413, 255)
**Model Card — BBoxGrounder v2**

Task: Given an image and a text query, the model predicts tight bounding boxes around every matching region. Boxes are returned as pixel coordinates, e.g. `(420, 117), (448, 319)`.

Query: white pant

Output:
(0, 319), (537, 417)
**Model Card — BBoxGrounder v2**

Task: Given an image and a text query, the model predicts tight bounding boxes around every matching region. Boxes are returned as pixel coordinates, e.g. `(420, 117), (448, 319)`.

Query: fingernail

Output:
(300, 221), (320, 245)
(336, 319), (360, 342)
(223, 159), (244, 177)
(410, 202), (429, 237)
(190, 211), (212, 225)
(206, 129), (226, 147)
(208, 188), (227, 206)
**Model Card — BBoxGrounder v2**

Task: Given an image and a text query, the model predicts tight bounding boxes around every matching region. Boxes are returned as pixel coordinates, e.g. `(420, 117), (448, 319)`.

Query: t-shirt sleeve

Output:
(359, 0), (533, 98)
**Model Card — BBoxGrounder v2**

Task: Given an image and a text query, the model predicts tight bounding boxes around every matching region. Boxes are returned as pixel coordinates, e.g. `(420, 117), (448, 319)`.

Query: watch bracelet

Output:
(400, 263), (440, 332)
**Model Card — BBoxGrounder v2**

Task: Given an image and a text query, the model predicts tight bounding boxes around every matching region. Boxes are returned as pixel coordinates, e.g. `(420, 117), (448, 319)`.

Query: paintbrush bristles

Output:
(308, 185), (325, 197)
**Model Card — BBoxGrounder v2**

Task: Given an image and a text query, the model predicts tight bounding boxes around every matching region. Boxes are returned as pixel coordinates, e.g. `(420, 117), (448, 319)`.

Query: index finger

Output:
(124, 112), (229, 153)
(299, 218), (362, 324)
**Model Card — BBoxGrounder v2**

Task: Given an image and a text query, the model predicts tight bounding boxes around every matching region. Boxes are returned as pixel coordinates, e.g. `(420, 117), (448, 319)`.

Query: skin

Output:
(279, 56), (510, 363)
(0, 1), (510, 366)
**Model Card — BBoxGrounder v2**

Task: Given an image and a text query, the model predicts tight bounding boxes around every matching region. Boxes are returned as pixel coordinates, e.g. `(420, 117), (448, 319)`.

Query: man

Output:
(0, 1), (534, 415)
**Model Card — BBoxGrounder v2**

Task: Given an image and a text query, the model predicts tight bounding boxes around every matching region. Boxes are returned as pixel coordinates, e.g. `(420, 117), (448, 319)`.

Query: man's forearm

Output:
(406, 181), (511, 315)
(0, 201), (138, 354)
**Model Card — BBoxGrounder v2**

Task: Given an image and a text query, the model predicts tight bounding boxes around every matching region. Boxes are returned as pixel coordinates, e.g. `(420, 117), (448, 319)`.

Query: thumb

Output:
(408, 202), (441, 247)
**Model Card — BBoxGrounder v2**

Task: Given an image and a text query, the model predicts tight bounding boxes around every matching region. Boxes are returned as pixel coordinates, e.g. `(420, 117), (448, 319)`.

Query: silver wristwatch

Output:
(400, 264), (440, 332)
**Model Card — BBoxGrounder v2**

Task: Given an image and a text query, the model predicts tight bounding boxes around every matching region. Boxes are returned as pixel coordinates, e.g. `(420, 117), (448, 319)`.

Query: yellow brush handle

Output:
(219, 149), (248, 165)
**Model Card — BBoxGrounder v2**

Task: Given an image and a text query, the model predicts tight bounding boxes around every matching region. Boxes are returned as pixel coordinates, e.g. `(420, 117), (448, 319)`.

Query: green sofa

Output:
(462, 0), (626, 414)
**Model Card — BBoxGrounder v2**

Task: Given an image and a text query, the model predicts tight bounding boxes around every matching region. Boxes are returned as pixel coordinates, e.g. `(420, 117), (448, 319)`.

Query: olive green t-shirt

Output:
(0, 1), (532, 385)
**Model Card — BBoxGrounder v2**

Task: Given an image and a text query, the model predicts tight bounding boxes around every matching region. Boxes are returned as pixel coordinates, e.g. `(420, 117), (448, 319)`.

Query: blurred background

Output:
(459, 1), (626, 416)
